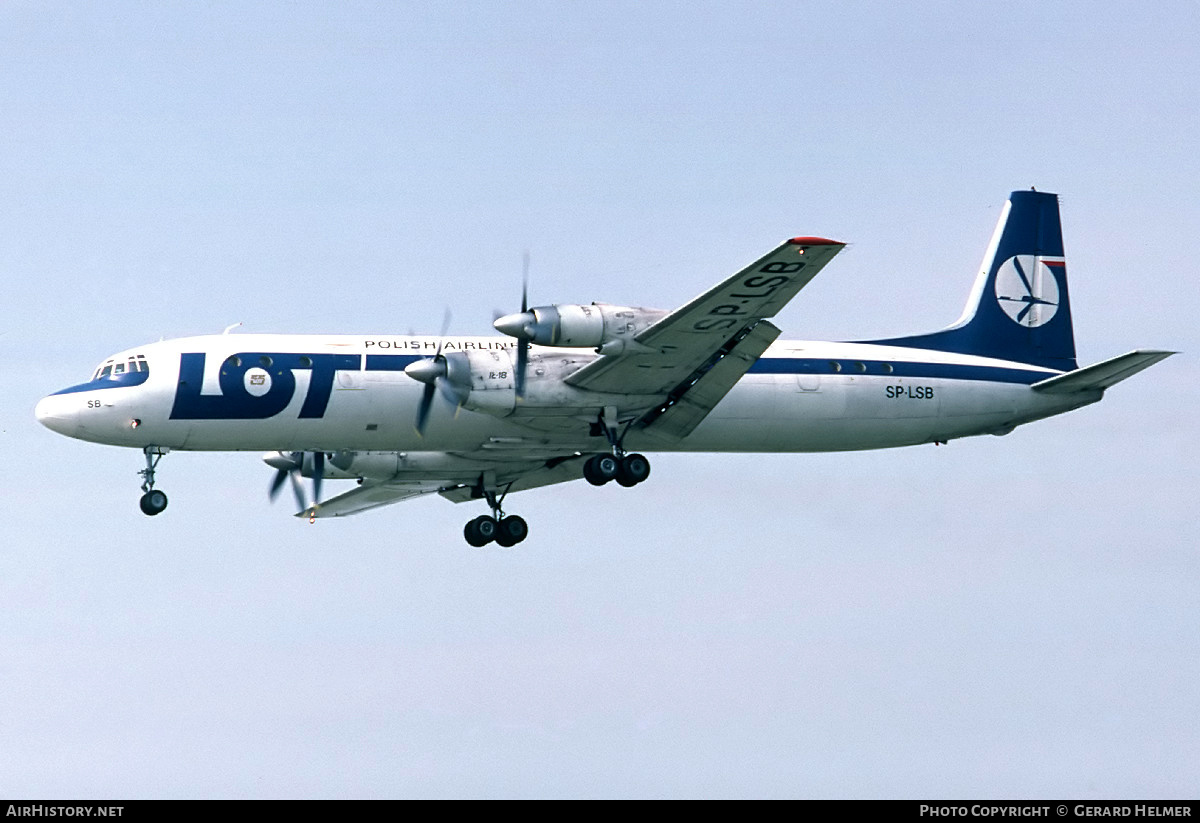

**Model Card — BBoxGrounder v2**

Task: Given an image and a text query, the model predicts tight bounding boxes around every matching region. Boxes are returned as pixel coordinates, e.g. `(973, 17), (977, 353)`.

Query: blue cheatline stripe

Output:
(366, 351), (1051, 384)
(51, 370), (151, 395)
(746, 357), (1053, 384)
(49, 353), (1051, 398)
(364, 354), (421, 371)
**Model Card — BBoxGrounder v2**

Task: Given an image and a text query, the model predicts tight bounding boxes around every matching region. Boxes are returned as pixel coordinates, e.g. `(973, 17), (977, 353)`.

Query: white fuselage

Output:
(34, 333), (1100, 456)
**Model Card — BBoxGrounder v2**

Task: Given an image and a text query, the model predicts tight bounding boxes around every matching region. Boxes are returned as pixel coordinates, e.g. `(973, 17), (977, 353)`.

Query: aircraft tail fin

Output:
(868, 190), (1079, 371)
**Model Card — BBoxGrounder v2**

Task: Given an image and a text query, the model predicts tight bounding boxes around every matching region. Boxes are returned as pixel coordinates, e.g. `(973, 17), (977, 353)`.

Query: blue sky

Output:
(2, 1), (1196, 798)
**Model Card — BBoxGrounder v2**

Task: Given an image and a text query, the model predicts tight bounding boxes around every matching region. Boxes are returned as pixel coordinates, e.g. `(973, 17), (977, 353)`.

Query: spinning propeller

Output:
(491, 251), (534, 398)
(406, 256), (538, 435)
(404, 310), (469, 435)
(265, 450), (325, 511)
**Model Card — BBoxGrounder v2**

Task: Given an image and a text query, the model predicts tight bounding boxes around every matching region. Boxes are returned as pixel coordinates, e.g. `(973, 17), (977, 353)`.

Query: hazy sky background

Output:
(1, 1), (1196, 798)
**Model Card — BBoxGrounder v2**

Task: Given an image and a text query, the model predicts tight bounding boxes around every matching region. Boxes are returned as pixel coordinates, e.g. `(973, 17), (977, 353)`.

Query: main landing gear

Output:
(583, 452), (651, 487)
(583, 407), (652, 488)
(138, 446), (169, 516)
(460, 409), (651, 547)
(463, 484), (528, 548)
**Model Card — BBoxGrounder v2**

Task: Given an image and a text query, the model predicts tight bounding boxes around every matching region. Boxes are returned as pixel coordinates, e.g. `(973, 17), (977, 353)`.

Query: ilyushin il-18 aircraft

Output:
(36, 190), (1174, 547)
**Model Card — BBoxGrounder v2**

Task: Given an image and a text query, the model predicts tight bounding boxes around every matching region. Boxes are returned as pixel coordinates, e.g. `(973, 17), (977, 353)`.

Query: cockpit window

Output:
(91, 355), (148, 381)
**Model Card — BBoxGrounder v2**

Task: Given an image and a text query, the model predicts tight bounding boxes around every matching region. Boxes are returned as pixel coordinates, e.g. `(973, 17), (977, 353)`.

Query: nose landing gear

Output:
(138, 446), (169, 516)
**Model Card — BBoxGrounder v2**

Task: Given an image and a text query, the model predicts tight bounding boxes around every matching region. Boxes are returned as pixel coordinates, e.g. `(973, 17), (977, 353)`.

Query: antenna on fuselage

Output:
(222, 322), (243, 335)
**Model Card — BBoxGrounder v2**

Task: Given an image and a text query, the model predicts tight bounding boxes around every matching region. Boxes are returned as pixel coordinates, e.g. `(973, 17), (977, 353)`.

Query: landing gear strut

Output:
(463, 483), (528, 548)
(584, 407), (652, 488)
(138, 446), (169, 516)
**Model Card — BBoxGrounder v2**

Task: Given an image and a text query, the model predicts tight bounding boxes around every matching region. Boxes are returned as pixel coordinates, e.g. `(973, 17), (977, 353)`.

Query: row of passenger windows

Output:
(828, 361), (894, 374)
(223, 355), (312, 369)
(93, 355), (149, 381)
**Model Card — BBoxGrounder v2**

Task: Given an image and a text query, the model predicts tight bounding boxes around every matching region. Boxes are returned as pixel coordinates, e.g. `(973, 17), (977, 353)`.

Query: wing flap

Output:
(1031, 349), (1176, 394)
(635, 320), (781, 441)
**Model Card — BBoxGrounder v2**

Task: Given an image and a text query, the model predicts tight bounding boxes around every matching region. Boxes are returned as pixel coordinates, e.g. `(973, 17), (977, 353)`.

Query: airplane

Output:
(35, 190), (1174, 547)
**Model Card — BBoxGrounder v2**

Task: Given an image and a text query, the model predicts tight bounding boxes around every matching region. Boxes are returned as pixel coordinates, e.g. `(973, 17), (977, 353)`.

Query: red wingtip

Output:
(787, 236), (843, 246)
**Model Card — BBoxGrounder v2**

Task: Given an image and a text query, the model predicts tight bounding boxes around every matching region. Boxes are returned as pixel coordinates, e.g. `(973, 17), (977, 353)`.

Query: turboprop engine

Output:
(403, 348), (519, 432)
(493, 302), (666, 355)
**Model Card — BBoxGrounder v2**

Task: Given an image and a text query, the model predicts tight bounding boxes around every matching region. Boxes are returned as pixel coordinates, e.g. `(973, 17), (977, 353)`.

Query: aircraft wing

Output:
(303, 480), (445, 518)
(306, 454), (588, 518)
(436, 455), (587, 502)
(564, 236), (844, 397)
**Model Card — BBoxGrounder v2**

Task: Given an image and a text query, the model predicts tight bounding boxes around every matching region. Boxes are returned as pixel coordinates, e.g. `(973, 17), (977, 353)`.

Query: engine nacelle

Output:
(329, 450), (525, 482)
(458, 349), (517, 416)
(327, 450), (404, 480)
(494, 302), (666, 350)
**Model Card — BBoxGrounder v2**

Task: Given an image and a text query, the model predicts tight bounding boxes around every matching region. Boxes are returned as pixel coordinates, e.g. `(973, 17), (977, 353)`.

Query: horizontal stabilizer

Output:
(1031, 349), (1176, 394)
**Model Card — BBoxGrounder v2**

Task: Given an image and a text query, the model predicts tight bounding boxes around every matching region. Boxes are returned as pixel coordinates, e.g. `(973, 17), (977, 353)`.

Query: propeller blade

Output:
(435, 375), (466, 408)
(416, 382), (436, 435)
(521, 250), (529, 313)
(289, 471), (306, 512)
(435, 307), (452, 358)
(516, 251), (530, 398)
(312, 451), (324, 505)
(268, 467), (289, 501)
(515, 338), (528, 399)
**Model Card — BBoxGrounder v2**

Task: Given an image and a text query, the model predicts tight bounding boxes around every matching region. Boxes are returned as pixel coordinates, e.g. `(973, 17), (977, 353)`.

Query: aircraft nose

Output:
(35, 393), (81, 437)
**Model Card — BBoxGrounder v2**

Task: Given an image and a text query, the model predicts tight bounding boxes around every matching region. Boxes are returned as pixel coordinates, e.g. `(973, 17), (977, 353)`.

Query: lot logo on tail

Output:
(994, 255), (1062, 327)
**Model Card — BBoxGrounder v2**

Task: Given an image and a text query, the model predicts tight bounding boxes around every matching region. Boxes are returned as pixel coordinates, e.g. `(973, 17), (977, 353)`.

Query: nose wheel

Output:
(138, 446), (169, 516)
(139, 489), (168, 516)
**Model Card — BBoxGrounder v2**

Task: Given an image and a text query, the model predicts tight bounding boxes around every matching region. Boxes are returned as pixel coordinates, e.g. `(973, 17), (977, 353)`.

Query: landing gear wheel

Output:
(464, 515), (498, 547)
(494, 515), (529, 547)
(616, 453), (651, 487)
(584, 454), (620, 486)
(139, 489), (168, 516)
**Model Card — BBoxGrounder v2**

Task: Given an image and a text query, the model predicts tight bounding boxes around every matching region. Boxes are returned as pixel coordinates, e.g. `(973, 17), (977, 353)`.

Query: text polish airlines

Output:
(36, 191), (1173, 546)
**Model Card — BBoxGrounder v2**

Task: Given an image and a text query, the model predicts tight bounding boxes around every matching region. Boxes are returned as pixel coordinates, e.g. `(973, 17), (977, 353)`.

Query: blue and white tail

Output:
(871, 190), (1078, 371)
